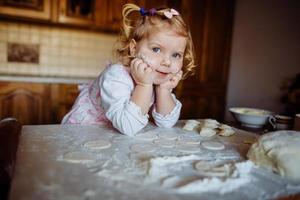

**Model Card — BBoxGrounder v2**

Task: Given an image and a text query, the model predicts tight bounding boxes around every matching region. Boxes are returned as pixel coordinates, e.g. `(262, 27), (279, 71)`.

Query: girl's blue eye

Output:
(152, 47), (160, 53)
(173, 53), (182, 59)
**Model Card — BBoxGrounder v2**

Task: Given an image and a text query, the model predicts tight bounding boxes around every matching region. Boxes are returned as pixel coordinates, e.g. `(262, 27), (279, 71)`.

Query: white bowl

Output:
(229, 107), (273, 128)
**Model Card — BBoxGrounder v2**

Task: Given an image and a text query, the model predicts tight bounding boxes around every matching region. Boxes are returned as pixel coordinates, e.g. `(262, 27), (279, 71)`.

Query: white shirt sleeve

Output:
(99, 64), (149, 136)
(152, 94), (182, 128)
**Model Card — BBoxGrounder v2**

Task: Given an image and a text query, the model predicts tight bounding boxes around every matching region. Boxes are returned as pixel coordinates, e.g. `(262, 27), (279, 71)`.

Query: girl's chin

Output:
(153, 71), (171, 85)
(153, 77), (170, 85)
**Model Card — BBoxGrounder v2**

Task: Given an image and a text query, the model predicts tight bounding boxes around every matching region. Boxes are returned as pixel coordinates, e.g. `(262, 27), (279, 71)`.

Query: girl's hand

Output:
(158, 70), (183, 90)
(130, 58), (154, 86)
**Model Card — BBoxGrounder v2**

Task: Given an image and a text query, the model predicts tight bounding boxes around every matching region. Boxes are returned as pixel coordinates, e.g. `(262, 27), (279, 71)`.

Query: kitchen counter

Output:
(0, 75), (94, 84)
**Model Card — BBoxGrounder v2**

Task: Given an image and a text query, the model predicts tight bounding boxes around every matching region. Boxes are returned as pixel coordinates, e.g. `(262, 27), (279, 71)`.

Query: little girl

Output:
(62, 3), (196, 136)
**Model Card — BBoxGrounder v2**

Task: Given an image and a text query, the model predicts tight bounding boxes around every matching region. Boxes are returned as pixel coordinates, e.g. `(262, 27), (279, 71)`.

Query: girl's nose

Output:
(161, 57), (171, 67)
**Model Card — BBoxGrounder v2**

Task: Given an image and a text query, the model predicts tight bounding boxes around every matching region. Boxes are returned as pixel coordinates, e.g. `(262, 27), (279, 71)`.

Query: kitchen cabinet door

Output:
(0, 0), (51, 20)
(56, 0), (95, 26)
(0, 82), (51, 125)
(175, 0), (235, 121)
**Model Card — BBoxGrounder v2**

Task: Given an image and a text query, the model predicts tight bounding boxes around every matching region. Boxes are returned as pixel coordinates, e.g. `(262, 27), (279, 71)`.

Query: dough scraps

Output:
(194, 160), (234, 177)
(199, 127), (217, 137)
(182, 120), (200, 131)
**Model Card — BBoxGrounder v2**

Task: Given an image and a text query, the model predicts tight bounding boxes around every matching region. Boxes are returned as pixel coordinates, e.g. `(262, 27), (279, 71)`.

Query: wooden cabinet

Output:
(175, 0), (235, 121)
(0, 0), (51, 20)
(56, 0), (95, 26)
(0, 0), (178, 31)
(0, 82), (79, 125)
(0, 82), (51, 125)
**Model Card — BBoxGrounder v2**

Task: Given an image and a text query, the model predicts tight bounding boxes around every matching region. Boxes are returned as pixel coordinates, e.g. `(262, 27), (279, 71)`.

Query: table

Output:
(9, 121), (300, 200)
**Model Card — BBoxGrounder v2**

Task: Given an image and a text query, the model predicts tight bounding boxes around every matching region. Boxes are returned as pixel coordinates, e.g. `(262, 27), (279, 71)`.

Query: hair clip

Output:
(139, 7), (147, 16)
(140, 7), (157, 16)
(149, 8), (157, 16)
(163, 8), (179, 19)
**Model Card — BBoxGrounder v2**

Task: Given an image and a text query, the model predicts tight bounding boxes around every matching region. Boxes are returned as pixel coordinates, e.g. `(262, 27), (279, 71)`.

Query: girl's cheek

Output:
(170, 64), (182, 74)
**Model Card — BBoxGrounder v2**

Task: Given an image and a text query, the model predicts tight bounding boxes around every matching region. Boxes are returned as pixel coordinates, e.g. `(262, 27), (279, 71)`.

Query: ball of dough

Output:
(247, 131), (300, 182)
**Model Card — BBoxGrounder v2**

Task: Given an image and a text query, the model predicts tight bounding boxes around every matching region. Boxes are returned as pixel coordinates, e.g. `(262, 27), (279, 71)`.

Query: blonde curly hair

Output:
(115, 3), (196, 79)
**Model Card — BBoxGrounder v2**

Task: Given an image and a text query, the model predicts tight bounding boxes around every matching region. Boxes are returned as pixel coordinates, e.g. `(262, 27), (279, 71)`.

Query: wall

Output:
(226, 0), (300, 120)
(0, 21), (117, 78)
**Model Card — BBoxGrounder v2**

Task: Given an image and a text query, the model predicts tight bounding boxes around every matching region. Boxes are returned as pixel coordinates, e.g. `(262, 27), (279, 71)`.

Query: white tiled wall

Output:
(0, 21), (117, 78)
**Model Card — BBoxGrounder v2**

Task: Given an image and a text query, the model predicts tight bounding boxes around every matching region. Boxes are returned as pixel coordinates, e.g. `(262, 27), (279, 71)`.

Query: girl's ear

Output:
(129, 39), (137, 56)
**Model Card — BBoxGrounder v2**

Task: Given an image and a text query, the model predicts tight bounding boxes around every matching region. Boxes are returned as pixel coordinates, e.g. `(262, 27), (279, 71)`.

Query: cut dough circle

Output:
(135, 132), (158, 140)
(83, 139), (111, 150)
(153, 139), (176, 148)
(63, 151), (95, 164)
(201, 141), (225, 150)
(158, 132), (179, 140)
(177, 137), (201, 145)
(177, 144), (201, 153)
(130, 143), (156, 152)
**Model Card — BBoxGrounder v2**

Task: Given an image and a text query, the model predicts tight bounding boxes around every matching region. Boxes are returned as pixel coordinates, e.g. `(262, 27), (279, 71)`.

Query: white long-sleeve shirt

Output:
(62, 63), (182, 136)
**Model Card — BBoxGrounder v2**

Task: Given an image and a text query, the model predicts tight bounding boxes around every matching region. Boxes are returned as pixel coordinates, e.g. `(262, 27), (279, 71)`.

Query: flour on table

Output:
(153, 138), (176, 148)
(83, 139), (111, 150)
(130, 143), (156, 152)
(62, 151), (95, 164)
(177, 161), (253, 194)
(201, 141), (225, 150)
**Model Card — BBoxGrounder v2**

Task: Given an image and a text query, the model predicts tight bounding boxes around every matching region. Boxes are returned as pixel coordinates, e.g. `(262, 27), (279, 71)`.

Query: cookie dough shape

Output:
(201, 141), (225, 150)
(247, 131), (300, 182)
(63, 151), (95, 164)
(84, 139), (111, 150)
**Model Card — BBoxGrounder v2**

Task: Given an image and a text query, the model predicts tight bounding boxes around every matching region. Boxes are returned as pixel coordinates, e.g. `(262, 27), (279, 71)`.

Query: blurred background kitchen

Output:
(0, 0), (299, 125)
